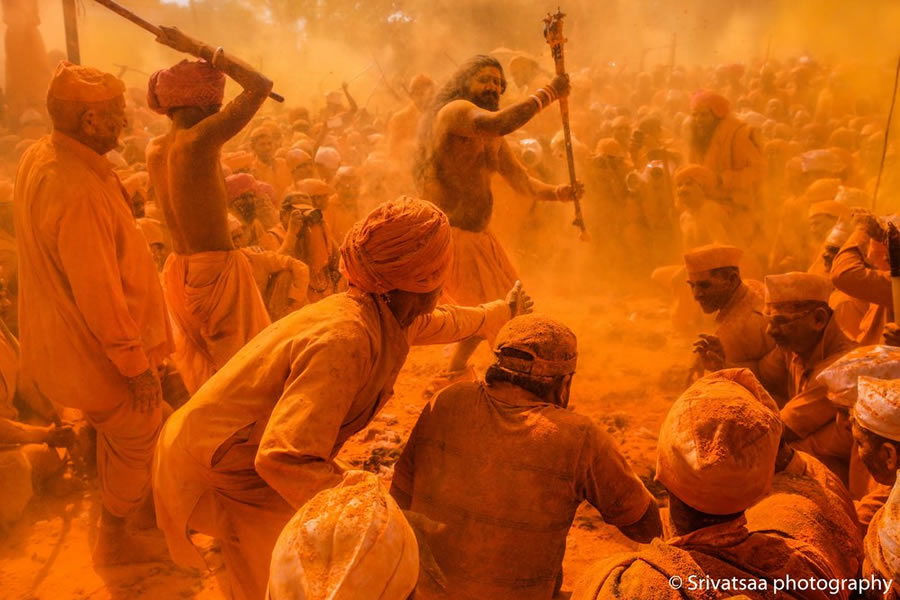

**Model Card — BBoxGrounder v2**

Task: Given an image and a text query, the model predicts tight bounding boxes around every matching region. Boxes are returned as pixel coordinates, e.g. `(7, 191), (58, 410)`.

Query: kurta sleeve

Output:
(831, 230), (892, 307)
(255, 329), (372, 510)
(407, 300), (510, 346)
(781, 383), (836, 438)
(719, 125), (764, 192)
(55, 186), (149, 378)
(579, 423), (653, 527)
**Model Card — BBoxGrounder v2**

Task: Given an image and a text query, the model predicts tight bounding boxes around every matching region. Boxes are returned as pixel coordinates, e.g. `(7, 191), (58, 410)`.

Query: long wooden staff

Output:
(874, 55), (900, 212)
(888, 223), (900, 323)
(543, 9), (587, 238)
(92, 0), (285, 103)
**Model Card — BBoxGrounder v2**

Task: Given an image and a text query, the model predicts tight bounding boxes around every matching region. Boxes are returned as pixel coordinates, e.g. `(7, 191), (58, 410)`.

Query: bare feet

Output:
(92, 510), (169, 567)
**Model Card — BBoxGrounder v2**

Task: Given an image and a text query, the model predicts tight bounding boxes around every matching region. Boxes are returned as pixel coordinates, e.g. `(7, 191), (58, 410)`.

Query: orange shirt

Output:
(251, 156), (293, 204)
(716, 280), (775, 365)
(154, 290), (510, 568)
(14, 132), (172, 412)
(392, 380), (653, 600)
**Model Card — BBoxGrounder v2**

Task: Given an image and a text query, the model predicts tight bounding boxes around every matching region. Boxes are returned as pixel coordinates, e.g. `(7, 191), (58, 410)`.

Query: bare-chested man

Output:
(146, 27), (272, 393)
(415, 54), (582, 390)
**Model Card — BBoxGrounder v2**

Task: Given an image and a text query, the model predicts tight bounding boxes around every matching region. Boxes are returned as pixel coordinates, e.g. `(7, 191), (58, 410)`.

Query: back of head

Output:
(268, 471), (418, 600)
(486, 315), (577, 401)
(147, 59), (225, 117)
(339, 196), (452, 295)
(656, 369), (782, 515)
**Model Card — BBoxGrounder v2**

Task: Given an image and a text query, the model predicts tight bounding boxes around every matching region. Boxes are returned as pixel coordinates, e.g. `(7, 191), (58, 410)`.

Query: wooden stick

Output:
(543, 9), (588, 239)
(888, 223), (900, 324)
(91, 0), (285, 103)
(62, 0), (81, 64)
(874, 54), (900, 212)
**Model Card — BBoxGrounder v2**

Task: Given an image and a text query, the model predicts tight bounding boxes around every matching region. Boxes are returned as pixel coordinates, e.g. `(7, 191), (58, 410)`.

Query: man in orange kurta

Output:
(249, 125), (292, 202)
(146, 29), (273, 394)
(15, 62), (173, 564)
(391, 315), (661, 600)
(573, 370), (847, 600)
(154, 197), (527, 600)
(688, 90), (764, 247)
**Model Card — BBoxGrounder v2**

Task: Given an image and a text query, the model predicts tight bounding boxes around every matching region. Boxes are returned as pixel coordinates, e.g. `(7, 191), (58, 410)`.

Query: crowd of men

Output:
(2, 12), (900, 600)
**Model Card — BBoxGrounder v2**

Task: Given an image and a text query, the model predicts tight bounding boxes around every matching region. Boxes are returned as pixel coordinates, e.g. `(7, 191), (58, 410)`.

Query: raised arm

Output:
(155, 26), (273, 145)
(440, 73), (569, 139)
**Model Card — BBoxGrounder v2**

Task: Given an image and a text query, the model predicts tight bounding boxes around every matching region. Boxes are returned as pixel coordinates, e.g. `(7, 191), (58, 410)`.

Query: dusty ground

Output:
(1, 251), (703, 599)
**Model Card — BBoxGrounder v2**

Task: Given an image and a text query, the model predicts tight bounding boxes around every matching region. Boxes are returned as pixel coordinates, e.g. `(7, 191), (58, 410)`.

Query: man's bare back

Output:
(148, 27), (272, 255)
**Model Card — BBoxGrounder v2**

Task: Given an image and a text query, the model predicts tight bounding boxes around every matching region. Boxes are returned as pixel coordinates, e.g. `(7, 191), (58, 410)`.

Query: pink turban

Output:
(340, 196), (453, 295)
(690, 90), (730, 119)
(225, 173), (273, 202)
(147, 59), (225, 115)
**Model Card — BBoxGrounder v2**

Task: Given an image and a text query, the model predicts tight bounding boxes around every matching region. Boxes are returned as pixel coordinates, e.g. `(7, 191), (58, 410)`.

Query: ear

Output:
(80, 108), (99, 136)
(812, 306), (830, 328)
(884, 442), (899, 472)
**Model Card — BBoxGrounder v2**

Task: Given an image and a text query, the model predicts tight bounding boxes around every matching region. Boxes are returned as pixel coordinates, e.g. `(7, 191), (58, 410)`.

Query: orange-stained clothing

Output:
(14, 131), (172, 412)
(240, 246), (309, 308)
(162, 249), (270, 394)
(716, 280), (774, 365)
(391, 380), (654, 600)
(250, 156), (292, 205)
(831, 229), (893, 333)
(863, 503), (900, 600)
(154, 290), (511, 572)
(444, 227), (517, 310)
(752, 451), (862, 581)
(573, 516), (841, 600)
(325, 198), (358, 247)
(857, 484), (892, 532)
(689, 115), (764, 214)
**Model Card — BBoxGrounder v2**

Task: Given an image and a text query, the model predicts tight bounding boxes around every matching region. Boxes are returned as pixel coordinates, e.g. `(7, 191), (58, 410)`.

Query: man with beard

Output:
(146, 27), (273, 394)
(688, 90), (764, 247)
(685, 244), (774, 374)
(415, 54), (582, 391)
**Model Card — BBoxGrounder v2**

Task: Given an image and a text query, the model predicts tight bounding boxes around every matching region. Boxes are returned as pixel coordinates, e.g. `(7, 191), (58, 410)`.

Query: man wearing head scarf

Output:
(145, 27), (274, 394)
(248, 125), (292, 201)
(673, 164), (737, 249)
(415, 55), (582, 392)
(688, 90), (764, 246)
(154, 197), (531, 600)
(15, 62), (173, 565)
(573, 370), (846, 600)
(749, 273), (858, 481)
(852, 377), (900, 529)
(391, 314), (661, 600)
(268, 471), (420, 600)
(684, 244), (775, 376)
(819, 347), (900, 523)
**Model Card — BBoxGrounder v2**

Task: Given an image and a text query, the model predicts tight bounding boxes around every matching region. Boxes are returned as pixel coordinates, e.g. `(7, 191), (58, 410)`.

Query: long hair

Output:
(413, 55), (506, 191)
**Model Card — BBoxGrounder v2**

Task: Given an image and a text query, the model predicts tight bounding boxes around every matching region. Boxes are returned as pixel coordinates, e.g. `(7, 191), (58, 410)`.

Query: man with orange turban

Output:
(673, 164), (737, 249)
(15, 62), (173, 565)
(688, 89), (764, 246)
(573, 370), (848, 600)
(154, 197), (532, 600)
(416, 55), (581, 393)
(683, 244), (775, 378)
(392, 314), (661, 600)
(146, 27), (274, 394)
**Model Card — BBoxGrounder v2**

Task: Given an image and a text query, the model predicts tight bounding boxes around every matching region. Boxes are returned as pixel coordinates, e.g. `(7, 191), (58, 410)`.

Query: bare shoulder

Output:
(435, 99), (476, 125)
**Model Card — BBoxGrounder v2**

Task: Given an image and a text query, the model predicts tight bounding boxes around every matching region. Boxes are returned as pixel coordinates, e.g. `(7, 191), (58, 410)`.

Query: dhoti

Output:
(444, 227), (517, 307)
(163, 250), (270, 394)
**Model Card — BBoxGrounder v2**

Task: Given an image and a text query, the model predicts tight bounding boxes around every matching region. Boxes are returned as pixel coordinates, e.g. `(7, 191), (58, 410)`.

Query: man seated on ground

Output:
(862, 452), (900, 600)
(573, 369), (846, 600)
(391, 314), (662, 600)
(853, 377), (900, 535)
(154, 197), (531, 600)
(685, 244), (774, 382)
(816, 345), (900, 518)
(268, 471), (430, 600)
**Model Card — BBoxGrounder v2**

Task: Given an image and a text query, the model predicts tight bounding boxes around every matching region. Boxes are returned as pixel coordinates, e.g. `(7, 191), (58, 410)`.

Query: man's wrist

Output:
(199, 44), (215, 62)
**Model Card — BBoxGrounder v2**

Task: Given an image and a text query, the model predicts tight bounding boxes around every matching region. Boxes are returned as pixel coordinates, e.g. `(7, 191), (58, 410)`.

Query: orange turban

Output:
(656, 369), (782, 515)
(48, 61), (125, 103)
(340, 196), (453, 295)
(285, 148), (312, 170)
(804, 177), (842, 203)
(690, 89), (730, 119)
(674, 164), (717, 195)
(147, 59), (225, 115)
